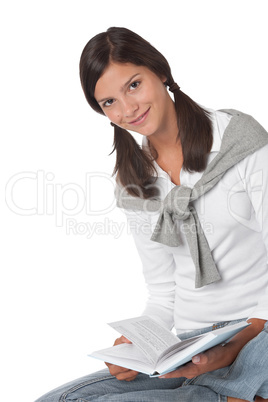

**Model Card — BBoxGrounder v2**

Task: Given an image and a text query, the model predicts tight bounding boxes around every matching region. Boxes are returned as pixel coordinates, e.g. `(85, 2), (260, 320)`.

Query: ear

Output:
(163, 79), (168, 89)
(161, 75), (168, 84)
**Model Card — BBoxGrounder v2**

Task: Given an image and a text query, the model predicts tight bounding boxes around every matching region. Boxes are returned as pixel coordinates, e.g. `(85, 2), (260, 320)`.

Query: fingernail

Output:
(192, 356), (200, 363)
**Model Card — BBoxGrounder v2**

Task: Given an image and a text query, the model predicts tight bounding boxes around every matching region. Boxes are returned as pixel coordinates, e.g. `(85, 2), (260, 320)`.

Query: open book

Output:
(90, 316), (248, 377)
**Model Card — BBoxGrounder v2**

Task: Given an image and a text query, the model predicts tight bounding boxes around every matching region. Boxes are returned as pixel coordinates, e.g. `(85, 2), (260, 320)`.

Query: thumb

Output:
(192, 353), (208, 365)
(121, 336), (132, 344)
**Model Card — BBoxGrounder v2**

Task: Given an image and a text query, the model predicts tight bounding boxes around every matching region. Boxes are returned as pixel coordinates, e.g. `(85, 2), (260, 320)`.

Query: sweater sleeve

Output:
(123, 208), (176, 330)
(238, 143), (268, 320)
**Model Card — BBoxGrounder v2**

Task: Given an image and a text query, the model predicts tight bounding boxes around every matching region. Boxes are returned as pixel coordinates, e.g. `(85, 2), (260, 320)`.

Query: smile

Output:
(128, 108), (150, 126)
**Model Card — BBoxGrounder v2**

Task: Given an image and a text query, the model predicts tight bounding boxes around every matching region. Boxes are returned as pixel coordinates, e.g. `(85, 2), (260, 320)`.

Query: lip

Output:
(128, 108), (150, 126)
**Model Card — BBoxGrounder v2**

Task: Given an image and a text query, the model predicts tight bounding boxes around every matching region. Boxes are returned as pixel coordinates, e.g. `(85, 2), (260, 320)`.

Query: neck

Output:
(148, 101), (180, 158)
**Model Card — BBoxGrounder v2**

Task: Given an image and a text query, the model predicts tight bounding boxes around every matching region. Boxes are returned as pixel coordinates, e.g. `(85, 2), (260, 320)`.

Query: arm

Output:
(241, 143), (268, 320)
(124, 208), (176, 330)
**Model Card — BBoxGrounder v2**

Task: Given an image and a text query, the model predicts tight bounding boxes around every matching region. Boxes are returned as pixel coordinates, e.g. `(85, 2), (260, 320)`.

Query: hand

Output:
(159, 342), (237, 379)
(160, 318), (266, 380)
(105, 335), (139, 381)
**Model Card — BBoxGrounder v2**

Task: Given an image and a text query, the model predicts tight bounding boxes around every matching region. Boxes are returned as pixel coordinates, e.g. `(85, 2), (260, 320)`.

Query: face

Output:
(94, 62), (175, 138)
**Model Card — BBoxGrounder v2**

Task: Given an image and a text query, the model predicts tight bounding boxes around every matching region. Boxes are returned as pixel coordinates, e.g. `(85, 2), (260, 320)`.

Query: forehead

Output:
(94, 62), (156, 99)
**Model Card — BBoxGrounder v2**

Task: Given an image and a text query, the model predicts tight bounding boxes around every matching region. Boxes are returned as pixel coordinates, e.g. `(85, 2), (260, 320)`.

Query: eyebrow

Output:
(96, 73), (140, 103)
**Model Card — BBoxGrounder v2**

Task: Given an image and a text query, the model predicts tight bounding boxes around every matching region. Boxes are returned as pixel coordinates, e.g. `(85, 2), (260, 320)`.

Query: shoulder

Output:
(217, 109), (268, 156)
(219, 109), (267, 135)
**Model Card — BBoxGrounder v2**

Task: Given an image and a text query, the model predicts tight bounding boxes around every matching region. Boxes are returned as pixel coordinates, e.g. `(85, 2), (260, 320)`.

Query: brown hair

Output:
(79, 27), (212, 198)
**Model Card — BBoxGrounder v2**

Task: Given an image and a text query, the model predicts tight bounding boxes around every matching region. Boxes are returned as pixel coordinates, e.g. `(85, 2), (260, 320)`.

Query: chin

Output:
(125, 123), (156, 138)
(136, 125), (157, 137)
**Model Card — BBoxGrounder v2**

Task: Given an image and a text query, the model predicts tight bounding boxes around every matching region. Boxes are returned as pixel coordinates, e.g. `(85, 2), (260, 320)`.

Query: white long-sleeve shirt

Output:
(124, 109), (268, 334)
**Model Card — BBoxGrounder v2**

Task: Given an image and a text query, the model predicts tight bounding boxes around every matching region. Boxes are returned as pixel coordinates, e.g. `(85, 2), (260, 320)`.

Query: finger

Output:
(125, 374), (139, 382)
(113, 336), (132, 346)
(107, 364), (130, 376)
(106, 363), (138, 379)
(159, 362), (201, 379)
(159, 369), (184, 379)
(113, 337), (123, 346)
(192, 353), (209, 365)
(116, 370), (139, 381)
(121, 336), (132, 344)
(191, 344), (229, 367)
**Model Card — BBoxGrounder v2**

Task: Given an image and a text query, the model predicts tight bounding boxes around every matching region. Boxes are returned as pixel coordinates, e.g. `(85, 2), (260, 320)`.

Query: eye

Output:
(103, 99), (114, 107)
(129, 81), (140, 91)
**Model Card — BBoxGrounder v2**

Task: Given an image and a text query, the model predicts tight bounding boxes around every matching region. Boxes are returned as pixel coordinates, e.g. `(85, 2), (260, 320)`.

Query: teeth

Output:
(135, 112), (145, 123)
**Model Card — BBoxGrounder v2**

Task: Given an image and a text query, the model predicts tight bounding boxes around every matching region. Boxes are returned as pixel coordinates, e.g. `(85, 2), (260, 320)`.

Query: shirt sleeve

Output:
(123, 208), (176, 330)
(238, 143), (268, 320)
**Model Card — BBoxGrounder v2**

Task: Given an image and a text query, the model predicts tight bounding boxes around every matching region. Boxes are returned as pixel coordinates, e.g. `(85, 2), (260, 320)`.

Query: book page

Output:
(109, 316), (179, 364)
(157, 334), (203, 363)
(91, 343), (153, 375)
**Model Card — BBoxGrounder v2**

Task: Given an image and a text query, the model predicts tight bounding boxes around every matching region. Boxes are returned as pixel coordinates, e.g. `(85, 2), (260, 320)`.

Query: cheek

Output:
(140, 83), (165, 106)
(103, 109), (119, 123)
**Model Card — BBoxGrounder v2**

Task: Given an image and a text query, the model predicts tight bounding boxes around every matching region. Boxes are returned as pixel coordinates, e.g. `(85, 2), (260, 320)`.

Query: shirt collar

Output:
(209, 108), (232, 152)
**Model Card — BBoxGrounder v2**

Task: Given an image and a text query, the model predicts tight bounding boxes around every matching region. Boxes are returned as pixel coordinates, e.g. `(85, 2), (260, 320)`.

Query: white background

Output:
(1, 1), (268, 401)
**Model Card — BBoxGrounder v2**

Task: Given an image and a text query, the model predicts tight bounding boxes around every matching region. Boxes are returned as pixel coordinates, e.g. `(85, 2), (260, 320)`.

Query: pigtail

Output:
(110, 123), (158, 198)
(168, 81), (213, 172)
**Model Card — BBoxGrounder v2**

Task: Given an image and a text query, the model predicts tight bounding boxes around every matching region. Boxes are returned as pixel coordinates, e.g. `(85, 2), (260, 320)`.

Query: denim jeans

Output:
(35, 320), (268, 402)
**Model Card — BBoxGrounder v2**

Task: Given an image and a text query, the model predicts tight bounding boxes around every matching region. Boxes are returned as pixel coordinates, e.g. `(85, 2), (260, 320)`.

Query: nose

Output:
(121, 97), (138, 118)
